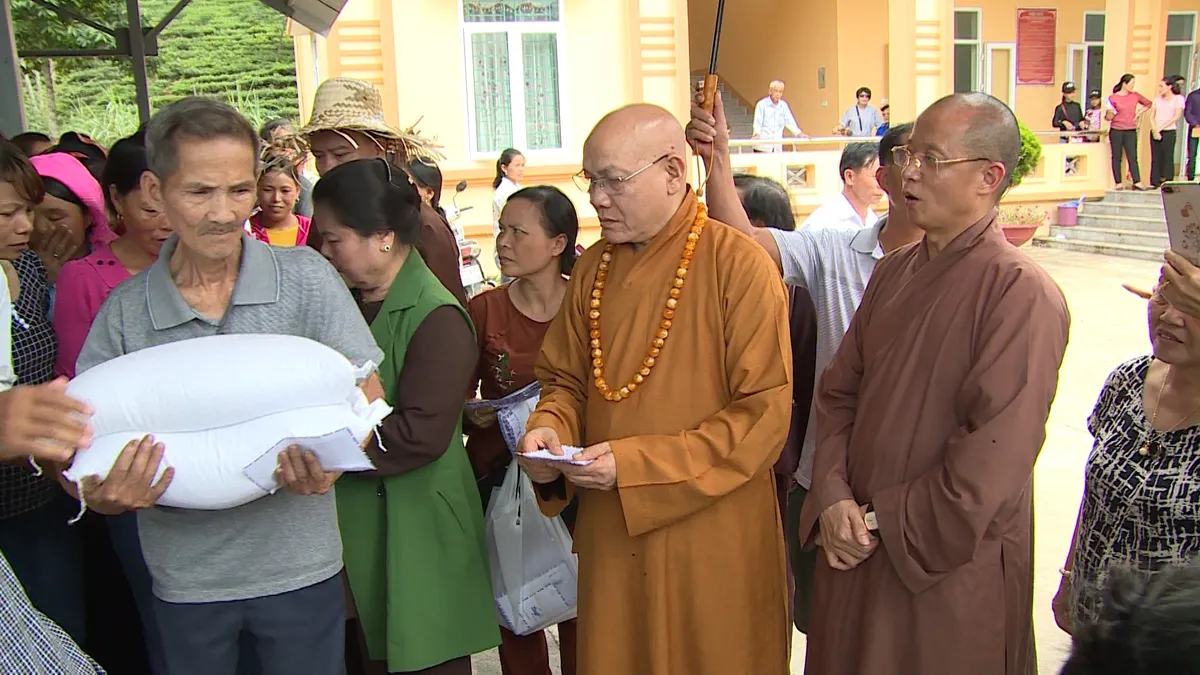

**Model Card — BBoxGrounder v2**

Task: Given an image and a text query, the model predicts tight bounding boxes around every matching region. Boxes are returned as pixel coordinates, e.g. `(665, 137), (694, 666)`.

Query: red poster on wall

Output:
(1017, 8), (1057, 85)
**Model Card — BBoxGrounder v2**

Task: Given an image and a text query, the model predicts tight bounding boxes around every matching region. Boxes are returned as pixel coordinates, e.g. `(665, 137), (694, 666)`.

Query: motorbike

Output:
(445, 180), (494, 298)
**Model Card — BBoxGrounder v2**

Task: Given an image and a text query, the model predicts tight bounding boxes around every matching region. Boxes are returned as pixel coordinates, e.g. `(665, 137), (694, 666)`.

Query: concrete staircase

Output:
(1031, 190), (1167, 262)
(690, 76), (755, 139)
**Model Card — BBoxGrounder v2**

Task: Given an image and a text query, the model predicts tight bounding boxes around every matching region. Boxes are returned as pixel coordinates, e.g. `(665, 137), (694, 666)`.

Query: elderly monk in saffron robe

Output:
(516, 104), (793, 675)
(796, 92), (1071, 675)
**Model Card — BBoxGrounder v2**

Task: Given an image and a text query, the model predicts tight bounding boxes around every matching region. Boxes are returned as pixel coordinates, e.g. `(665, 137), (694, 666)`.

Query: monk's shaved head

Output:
(582, 104), (691, 245)
(586, 104), (689, 170)
(903, 93), (1022, 238)
(926, 93), (1021, 193)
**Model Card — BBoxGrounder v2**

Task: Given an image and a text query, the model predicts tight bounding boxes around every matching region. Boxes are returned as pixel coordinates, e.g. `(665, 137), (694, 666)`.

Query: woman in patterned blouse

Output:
(0, 138), (85, 643)
(1053, 283), (1200, 634)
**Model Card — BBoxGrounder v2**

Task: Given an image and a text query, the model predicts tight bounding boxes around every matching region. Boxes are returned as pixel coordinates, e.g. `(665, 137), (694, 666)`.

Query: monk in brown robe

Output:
(796, 92), (1071, 675)
(517, 104), (793, 675)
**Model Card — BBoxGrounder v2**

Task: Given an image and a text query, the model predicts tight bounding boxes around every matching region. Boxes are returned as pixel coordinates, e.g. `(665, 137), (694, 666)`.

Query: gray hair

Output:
(145, 97), (259, 180)
(838, 142), (879, 182)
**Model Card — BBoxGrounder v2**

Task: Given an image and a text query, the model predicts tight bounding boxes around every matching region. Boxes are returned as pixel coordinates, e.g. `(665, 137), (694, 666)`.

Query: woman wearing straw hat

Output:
(301, 77), (467, 307)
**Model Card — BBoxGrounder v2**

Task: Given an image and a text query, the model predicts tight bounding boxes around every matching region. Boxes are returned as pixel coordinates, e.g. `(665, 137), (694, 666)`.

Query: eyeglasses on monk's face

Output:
(573, 154), (670, 195)
(891, 146), (992, 176)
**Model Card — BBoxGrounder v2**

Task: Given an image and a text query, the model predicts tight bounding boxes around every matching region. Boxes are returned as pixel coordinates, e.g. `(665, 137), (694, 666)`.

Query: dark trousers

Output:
(1151, 129), (1179, 186)
(784, 484), (818, 634)
(154, 573), (345, 675)
(107, 512), (168, 674)
(1188, 127), (1200, 180)
(0, 494), (85, 642)
(1110, 128), (1141, 184)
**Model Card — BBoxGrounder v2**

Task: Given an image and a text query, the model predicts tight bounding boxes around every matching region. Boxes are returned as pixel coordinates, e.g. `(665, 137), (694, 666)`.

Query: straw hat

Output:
(301, 77), (443, 161)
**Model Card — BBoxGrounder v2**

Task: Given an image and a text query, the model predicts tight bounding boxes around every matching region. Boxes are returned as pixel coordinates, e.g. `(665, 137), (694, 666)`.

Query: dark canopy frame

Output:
(0, 0), (346, 136)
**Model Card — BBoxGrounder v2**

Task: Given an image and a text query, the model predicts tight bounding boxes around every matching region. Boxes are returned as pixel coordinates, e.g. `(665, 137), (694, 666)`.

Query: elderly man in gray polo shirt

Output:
(74, 97), (384, 675)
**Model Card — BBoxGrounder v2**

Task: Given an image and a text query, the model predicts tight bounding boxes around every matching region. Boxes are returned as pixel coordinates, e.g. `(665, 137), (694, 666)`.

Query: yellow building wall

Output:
(292, 0), (694, 264)
(961, 0), (1105, 128)
(688, 0), (843, 136)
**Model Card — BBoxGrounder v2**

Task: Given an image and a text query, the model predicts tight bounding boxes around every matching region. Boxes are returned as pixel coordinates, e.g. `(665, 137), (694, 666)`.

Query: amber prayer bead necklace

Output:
(589, 203), (709, 402)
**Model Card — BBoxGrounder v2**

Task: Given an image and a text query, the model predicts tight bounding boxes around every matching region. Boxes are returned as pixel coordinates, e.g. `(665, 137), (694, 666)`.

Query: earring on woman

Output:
(383, 244), (392, 252)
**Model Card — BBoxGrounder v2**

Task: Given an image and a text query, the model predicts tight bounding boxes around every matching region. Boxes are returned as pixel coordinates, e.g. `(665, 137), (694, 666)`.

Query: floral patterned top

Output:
(1068, 356), (1200, 626)
(464, 284), (551, 480)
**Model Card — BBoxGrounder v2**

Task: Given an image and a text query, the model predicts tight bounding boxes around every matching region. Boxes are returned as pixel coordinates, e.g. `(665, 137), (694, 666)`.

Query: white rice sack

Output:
(64, 334), (391, 510)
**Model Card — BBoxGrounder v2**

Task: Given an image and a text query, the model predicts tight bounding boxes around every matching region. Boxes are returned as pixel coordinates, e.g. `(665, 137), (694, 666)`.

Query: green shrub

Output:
(1010, 121), (1043, 189)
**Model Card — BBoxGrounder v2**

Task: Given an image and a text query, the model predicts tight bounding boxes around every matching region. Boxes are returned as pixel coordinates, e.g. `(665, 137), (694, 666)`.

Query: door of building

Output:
(984, 43), (1016, 108)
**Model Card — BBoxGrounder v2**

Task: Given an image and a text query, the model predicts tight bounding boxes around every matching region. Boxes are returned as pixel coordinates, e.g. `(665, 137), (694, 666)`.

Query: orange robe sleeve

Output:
(608, 250), (793, 538)
(526, 262), (592, 517)
(872, 274), (1070, 594)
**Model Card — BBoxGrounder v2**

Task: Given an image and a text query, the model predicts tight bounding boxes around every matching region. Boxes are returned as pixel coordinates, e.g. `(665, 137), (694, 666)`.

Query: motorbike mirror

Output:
(455, 181), (468, 193)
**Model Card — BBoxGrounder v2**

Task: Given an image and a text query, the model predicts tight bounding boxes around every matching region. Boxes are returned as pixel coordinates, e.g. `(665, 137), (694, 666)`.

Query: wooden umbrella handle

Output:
(701, 74), (719, 114)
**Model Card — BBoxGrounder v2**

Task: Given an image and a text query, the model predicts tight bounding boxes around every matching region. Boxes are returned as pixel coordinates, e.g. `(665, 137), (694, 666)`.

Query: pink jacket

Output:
(249, 214), (312, 247)
(53, 244), (131, 378)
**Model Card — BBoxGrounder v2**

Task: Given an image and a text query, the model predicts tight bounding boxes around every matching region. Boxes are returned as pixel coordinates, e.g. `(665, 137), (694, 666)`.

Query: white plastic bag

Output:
(485, 459), (578, 635)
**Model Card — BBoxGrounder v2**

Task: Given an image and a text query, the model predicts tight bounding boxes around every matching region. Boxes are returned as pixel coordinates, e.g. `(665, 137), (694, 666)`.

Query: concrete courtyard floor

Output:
(470, 247), (1161, 675)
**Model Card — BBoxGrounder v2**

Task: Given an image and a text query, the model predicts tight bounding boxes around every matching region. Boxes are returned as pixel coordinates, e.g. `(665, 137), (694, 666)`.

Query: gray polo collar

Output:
(850, 214), (887, 260)
(145, 232), (281, 330)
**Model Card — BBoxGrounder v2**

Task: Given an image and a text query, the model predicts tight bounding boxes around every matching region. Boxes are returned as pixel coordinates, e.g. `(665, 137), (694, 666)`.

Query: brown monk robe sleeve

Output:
(872, 273), (1069, 594)
(798, 282), (875, 547)
(608, 247), (794, 538)
(365, 306), (478, 476)
(525, 261), (593, 517)
(416, 204), (469, 307)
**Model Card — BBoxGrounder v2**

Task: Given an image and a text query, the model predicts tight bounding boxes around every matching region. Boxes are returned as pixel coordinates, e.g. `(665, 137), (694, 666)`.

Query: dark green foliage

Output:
(16, 0), (300, 144)
(1011, 121), (1043, 189)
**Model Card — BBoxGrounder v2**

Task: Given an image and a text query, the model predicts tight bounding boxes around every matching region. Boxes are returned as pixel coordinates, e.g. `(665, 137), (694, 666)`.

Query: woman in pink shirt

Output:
(1106, 73), (1153, 190)
(53, 133), (170, 379)
(1150, 76), (1186, 187)
(249, 151), (312, 247)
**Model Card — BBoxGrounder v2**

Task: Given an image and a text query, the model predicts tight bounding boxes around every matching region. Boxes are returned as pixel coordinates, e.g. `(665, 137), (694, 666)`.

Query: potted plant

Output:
(997, 122), (1045, 246)
(996, 205), (1046, 246)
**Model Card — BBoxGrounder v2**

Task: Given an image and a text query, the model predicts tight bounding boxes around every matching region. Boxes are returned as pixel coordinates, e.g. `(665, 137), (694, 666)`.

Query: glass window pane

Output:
(1167, 13), (1195, 42)
(464, 0), (559, 23)
(470, 33), (514, 153)
(521, 33), (562, 149)
(1086, 45), (1105, 95)
(954, 44), (977, 93)
(1084, 14), (1105, 42)
(954, 11), (978, 41)
(1164, 45), (1190, 79)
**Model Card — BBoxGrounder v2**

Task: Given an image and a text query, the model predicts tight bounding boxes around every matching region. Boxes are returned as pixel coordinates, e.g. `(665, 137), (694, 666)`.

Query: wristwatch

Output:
(863, 502), (879, 534)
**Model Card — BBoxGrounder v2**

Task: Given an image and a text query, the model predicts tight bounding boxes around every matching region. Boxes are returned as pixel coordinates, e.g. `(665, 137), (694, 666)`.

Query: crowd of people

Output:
(1052, 72), (1200, 190)
(0, 72), (1198, 675)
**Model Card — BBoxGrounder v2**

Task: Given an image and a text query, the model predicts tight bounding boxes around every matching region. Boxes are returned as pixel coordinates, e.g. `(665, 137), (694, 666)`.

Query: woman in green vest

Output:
(311, 158), (499, 675)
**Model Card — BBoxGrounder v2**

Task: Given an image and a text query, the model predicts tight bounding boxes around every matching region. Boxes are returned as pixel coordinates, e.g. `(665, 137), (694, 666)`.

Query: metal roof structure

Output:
(0, 0), (348, 136)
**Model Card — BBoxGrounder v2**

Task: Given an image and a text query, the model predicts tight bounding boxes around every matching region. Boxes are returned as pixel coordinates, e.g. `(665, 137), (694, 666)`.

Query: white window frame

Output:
(983, 42), (1017, 106)
(1065, 13), (1104, 100)
(1166, 11), (1198, 46)
(460, 0), (568, 159)
(953, 8), (983, 93)
(1082, 11), (1105, 45)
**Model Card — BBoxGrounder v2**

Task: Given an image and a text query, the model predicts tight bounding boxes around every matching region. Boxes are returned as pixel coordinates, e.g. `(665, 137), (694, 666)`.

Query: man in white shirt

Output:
(802, 142), (884, 233)
(753, 80), (806, 153)
(687, 90), (924, 632)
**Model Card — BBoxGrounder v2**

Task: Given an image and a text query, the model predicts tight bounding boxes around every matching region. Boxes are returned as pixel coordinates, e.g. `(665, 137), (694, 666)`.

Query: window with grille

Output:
(462, 0), (564, 156)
